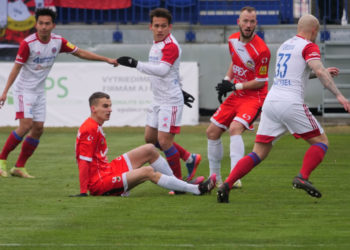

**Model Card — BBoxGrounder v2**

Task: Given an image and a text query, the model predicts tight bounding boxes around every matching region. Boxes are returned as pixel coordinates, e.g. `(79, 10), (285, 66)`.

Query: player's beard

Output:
(239, 26), (255, 40)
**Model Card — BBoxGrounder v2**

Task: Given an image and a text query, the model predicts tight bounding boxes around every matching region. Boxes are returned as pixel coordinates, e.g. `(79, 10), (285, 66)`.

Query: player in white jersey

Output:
(0, 8), (118, 178)
(117, 8), (201, 187)
(217, 14), (350, 203)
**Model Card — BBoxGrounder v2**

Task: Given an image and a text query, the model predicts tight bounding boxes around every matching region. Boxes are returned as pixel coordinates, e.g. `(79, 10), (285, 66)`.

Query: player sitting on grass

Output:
(70, 92), (216, 197)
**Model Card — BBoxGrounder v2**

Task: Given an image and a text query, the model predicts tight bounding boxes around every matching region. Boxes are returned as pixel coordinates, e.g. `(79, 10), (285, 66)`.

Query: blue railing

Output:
(55, 0), (347, 26)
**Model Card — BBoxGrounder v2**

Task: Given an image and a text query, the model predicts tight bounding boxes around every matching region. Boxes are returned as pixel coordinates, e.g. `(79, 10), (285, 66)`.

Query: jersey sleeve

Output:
(60, 37), (78, 53)
(161, 43), (179, 65)
(78, 160), (90, 194)
(255, 49), (271, 81)
(15, 40), (30, 64)
(302, 43), (321, 62)
(76, 127), (98, 162)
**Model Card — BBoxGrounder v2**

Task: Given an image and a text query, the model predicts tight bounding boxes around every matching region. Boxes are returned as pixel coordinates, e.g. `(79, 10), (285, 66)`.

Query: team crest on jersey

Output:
(52, 47), (57, 54)
(66, 42), (76, 50)
(259, 66), (267, 75)
(112, 176), (121, 183)
(261, 57), (268, 64)
(246, 60), (254, 69)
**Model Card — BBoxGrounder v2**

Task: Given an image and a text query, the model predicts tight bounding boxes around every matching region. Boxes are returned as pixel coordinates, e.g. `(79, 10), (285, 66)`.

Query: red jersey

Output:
(75, 117), (112, 193)
(228, 32), (271, 98)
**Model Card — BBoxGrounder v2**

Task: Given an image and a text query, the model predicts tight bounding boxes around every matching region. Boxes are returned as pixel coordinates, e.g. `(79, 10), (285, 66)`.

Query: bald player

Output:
(217, 14), (350, 203)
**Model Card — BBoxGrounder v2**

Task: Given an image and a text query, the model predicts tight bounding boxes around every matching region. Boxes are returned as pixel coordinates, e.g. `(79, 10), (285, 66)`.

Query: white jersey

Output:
(13, 32), (77, 94)
(266, 35), (321, 104)
(144, 33), (183, 106)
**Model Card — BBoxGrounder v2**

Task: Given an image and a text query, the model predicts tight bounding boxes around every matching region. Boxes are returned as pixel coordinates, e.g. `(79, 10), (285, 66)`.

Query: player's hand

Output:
(215, 80), (235, 103)
(0, 93), (7, 109)
(108, 58), (118, 67)
(117, 56), (138, 68)
(69, 193), (88, 197)
(327, 67), (339, 77)
(182, 89), (195, 108)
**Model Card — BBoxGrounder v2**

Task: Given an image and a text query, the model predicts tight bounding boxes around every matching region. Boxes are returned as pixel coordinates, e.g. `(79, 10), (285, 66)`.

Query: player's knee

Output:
(206, 125), (221, 140)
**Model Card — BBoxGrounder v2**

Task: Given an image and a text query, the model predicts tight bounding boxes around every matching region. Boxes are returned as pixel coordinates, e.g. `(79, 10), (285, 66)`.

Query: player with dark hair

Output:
(71, 92), (216, 197)
(0, 8), (118, 178)
(206, 6), (271, 188)
(217, 14), (350, 203)
(116, 8), (201, 187)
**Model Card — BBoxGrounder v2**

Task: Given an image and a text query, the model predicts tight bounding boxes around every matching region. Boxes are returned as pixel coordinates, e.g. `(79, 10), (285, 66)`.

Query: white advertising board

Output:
(0, 62), (199, 127)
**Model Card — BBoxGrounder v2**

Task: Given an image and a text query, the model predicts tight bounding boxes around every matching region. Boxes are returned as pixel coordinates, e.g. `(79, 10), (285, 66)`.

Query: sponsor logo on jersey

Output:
(308, 51), (320, 58)
(52, 47), (57, 54)
(259, 66), (267, 75)
(233, 65), (248, 77)
(66, 42), (76, 50)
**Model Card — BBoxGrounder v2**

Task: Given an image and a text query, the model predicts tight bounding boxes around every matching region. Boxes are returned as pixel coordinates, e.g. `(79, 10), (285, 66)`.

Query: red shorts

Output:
(210, 94), (264, 130)
(90, 154), (132, 196)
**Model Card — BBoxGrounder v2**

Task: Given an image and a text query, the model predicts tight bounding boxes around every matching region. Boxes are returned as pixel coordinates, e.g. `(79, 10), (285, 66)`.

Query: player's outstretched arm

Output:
(73, 48), (118, 66)
(308, 60), (350, 112)
(0, 63), (22, 108)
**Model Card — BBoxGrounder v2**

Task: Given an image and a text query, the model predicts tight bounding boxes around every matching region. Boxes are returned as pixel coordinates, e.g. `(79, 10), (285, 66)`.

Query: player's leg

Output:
(217, 142), (272, 203)
(286, 104), (325, 198)
(125, 144), (173, 176)
(206, 122), (225, 185)
(228, 121), (246, 188)
(11, 121), (43, 178)
(126, 166), (216, 195)
(172, 142), (201, 181)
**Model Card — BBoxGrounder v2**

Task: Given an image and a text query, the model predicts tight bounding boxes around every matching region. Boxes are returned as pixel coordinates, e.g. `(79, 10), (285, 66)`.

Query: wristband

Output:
(235, 83), (243, 90)
(224, 76), (231, 81)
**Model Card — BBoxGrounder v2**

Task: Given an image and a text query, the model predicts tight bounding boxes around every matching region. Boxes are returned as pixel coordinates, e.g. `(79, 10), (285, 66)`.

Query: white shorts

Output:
(256, 101), (324, 143)
(13, 91), (46, 122)
(146, 104), (183, 134)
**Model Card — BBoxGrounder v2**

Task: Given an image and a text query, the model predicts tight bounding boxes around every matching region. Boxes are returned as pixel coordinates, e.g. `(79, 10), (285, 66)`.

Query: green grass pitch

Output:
(0, 125), (350, 249)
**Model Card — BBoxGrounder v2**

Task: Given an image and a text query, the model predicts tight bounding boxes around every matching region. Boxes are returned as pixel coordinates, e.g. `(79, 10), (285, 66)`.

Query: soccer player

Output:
(0, 8), (118, 178)
(116, 8), (201, 184)
(206, 6), (271, 187)
(71, 92), (216, 197)
(217, 14), (350, 203)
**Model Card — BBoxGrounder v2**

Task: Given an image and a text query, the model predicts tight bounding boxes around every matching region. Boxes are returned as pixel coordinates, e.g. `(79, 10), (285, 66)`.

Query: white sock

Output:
(157, 175), (200, 195)
(151, 156), (173, 176)
(208, 138), (223, 183)
(185, 154), (193, 163)
(230, 135), (245, 171)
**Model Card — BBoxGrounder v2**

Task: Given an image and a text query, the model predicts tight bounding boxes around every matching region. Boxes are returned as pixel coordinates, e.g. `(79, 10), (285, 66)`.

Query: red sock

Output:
(225, 152), (261, 189)
(15, 137), (39, 167)
(164, 145), (182, 179)
(173, 142), (191, 161)
(0, 131), (23, 160)
(299, 143), (327, 179)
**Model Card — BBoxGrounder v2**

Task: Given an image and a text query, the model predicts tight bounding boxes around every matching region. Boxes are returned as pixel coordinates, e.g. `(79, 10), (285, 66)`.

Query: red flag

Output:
(54, 0), (131, 10)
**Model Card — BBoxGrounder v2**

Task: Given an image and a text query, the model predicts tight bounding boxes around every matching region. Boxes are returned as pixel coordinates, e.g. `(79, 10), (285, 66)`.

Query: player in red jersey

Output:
(217, 14), (350, 203)
(71, 92), (216, 197)
(0, 8), (118, 178)
(206, 6), (271, 187)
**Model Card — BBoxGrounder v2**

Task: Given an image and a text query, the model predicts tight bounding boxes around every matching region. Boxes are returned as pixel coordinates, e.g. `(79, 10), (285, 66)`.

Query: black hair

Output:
(150, 8), (172, 24)
(35, 8), (57, 23)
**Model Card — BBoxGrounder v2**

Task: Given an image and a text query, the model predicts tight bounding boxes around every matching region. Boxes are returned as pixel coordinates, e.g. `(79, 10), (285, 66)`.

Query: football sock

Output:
(157, 174), (200, 195)
(230, 135), (245, 171)
(0, 131), (23, 160)
(208, 138), (223, 183)
(164, 145), (182, 179)
(15, 136), (39, 167)
(173, 142), (191, 162)
(225, 152), (261, 189)
(299, 143), (328, 179)
(150, 156), (174, 176)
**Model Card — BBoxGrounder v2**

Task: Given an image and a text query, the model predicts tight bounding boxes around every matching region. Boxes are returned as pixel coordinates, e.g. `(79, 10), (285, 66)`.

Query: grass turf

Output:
(0, 125), (350, 249)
